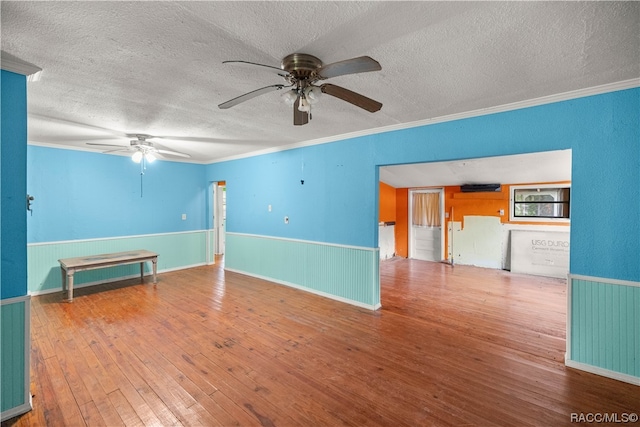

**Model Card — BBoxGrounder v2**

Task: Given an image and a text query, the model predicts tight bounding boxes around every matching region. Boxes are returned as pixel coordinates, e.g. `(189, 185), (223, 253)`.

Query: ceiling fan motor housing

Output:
(281, 53), (323, 81)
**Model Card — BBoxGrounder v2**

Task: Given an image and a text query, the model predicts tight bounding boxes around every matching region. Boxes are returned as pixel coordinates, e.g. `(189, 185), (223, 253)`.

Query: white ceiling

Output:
(380, 150), (572, 188)
(2, 1), (638, 185)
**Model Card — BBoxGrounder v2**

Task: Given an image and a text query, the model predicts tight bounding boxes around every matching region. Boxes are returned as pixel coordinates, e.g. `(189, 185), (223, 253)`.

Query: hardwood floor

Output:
(3, 257), (639, 426)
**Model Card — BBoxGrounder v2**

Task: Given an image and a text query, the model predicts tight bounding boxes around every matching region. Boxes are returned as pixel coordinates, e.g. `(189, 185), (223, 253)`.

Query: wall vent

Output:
(460, 184), (501, 192)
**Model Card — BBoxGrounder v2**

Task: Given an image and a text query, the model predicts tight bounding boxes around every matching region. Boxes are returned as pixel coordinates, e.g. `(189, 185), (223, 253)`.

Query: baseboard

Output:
(225, 267), (381, 311)
(565, 357), (640, 386)
(1, 400), (32, 423)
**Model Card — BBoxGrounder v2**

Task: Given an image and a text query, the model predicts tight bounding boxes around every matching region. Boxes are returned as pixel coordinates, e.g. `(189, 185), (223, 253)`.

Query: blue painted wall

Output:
(207, 140), (377, 247)
(27, 145), (208, 243)
(207, 88), (639, 283)
(1, 70), (28, 300)
(1, 69), (31, 421)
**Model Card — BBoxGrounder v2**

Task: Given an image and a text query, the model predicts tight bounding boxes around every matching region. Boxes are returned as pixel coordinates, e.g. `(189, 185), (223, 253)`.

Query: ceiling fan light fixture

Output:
(144, 152), (156, 163)
(281, 89), (298, 105)
(298, 96), (311, 112)
(305, 86), (322, 104)
(132, 151), (143, 163)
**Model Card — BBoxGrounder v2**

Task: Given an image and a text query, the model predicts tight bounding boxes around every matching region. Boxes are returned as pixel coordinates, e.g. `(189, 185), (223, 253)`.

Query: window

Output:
(510, 184), (570, 222)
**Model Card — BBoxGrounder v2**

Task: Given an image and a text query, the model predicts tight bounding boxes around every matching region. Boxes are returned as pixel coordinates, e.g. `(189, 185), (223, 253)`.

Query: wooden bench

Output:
(59, 250), (158, 302)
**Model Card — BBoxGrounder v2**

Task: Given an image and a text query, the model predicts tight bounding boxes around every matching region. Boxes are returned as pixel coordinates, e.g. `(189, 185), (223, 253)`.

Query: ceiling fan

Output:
(218, 53), (383, 125)
(86, 134), (192, 197)
(87, 134), (191, 162)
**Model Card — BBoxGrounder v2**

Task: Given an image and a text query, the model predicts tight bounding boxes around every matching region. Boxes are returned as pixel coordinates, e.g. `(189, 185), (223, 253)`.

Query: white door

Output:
(214, 183), (226, 255)
(409, 189), (444, 262)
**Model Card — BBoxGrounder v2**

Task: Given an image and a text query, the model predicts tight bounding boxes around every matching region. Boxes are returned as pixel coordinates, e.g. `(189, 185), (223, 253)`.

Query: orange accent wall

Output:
(445, 185), (509, 224)
(392, 182), (570, 260)
(378, 182), (396, 223)
(395, 188), (408, 258)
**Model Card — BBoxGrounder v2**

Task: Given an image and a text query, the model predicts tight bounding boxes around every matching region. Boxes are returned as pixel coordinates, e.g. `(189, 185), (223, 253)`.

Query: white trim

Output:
(509, 183), (571, 223)
(27, 229), (207, 247)
(1, 50), (42, 77)
(225, 267), (381, 311)
(0, 294), (31, 305)
(1, 402), (33, 423)
(209, 78), (640, 165)
(226, 232), (379, 252)
(28, 263), (206, 296)
(565, 359), (640, 387)
(569, 274), (640, 288)
(0, 296), (33, 423)
(566, 273), (573, 362)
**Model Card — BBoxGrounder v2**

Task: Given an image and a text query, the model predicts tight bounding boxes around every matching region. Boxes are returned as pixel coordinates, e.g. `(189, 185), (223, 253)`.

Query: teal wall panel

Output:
(570, 277), (639, 379)
(1, 298), (29, 417)
(225, 233), (379, 308)
(27, 231), (207, 293)
(208, 229), (215, 264)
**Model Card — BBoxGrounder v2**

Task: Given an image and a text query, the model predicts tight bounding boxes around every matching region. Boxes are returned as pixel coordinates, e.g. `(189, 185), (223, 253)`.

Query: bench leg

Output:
(152, 258), (157, 283)
(67, 272), (74, 302)
(61, 268), (66, 294)
(140, 262), (144, 282)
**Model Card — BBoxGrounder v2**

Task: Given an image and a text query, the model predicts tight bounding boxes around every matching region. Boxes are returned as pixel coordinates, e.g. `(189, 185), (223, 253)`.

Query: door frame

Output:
(212, 182), (226, 255)
(408, 187), (445, 261)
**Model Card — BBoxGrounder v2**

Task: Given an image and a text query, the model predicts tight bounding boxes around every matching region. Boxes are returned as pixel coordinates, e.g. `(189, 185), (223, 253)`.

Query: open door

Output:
(409, 189), (444, 262)
(213, 182), (226, 255)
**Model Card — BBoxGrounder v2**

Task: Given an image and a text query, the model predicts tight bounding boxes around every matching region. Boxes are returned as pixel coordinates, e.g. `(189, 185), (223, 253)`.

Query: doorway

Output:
(213, 182), (226, 255)
(408, 188), (444, 262)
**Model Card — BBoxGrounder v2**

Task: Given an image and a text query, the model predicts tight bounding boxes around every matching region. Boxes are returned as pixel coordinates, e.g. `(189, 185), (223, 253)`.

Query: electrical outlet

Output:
(182, 214), (187, 220)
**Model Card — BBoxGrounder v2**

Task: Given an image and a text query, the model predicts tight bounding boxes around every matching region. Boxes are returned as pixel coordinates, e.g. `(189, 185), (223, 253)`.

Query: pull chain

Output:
(139, 157), (147, 198)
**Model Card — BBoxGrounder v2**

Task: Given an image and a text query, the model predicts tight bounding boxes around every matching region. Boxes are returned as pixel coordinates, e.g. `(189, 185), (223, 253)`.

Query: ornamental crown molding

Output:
(1, 51), (42, 81)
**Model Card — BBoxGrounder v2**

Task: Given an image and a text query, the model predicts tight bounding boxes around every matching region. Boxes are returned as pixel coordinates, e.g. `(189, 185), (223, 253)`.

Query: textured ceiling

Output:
(380, 150), (572, 188)
(2, 2), (639, 177)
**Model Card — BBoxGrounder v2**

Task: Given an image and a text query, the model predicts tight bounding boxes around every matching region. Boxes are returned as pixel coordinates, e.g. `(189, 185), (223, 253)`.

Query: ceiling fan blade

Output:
(218, 84), (288, 109)
(156, 149), (191, 158)
(316, 56), (381, 79)
(86, 143), (128, 148)
(29, 135), (122, 144)
(155, 136), (227, 144)
(102, 148), (129, 154)
(320, 84), (382, 113)
(293, 97), (309, 126)
(222, 60), (290, 78)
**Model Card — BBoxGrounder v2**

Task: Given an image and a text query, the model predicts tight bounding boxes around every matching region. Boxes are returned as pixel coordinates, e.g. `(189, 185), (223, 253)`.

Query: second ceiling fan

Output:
(218, 53), (383, 125)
